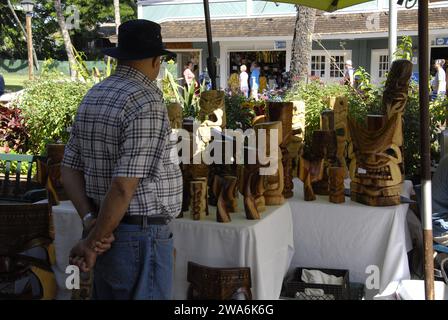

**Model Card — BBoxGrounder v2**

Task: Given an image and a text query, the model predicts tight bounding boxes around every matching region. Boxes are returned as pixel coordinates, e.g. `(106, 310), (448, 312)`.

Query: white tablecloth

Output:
(36, 200), (83, 300)
(289, 179), (413, 299)
(172, 201), (295, 300)
(44, 200), (294, 300)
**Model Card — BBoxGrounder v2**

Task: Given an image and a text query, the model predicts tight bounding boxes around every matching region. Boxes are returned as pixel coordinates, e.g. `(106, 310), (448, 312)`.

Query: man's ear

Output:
(152, 57), (159, 68)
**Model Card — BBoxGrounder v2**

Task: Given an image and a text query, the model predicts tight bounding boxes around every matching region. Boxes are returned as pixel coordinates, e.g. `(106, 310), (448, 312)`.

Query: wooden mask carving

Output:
(348, 59), (413, 206)
(198, 90), (226, 129)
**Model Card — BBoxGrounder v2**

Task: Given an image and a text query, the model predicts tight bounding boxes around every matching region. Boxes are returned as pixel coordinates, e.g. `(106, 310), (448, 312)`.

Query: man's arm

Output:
(61, 166), (95, 219)
(83, 177), (139, 250)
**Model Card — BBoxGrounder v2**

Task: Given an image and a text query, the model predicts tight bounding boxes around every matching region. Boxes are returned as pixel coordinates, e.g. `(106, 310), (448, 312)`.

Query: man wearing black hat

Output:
(61, 20), (183, 300)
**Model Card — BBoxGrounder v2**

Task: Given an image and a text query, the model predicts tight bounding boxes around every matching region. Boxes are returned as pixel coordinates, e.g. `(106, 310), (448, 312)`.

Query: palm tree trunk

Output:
(289, 5), (317, 87)
(7, 0), (39, 71)
(114, 0), (121, 35)
(54, 0), (77, 79)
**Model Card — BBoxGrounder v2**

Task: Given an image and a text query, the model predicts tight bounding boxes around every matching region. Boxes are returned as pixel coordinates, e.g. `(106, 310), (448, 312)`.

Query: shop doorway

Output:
(228, 51), (287, 90)
(431, 46), (448, 76)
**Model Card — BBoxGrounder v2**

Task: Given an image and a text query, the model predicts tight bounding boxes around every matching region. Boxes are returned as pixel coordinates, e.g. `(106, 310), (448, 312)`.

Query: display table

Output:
(172, 202), (295, 300)
(41, 200), (294, 300)
(289, 179), (413, 299)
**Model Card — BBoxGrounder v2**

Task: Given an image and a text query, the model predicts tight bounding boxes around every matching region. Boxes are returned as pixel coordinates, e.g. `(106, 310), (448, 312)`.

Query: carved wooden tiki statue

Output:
(254, 121), (285, 206)
(267, 102), (298, 199)
(348, 59), (413, 206)
(190, 178), (209, 220)
(329, 167), (346, 204)
(327, 96), (349, 176)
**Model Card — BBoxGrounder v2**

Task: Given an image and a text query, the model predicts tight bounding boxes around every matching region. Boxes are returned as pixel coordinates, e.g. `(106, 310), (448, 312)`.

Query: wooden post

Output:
(418, 0), (435, 300)
(26, 13), (34, 80)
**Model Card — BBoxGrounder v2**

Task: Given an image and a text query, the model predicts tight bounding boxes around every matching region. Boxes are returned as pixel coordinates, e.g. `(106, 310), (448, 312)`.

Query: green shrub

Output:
(225, 94), (255, 130)
(12, 78), (91, 155)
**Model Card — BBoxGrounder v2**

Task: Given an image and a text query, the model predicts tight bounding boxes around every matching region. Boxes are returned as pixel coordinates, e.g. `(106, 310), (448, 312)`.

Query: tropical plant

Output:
(72, 47), (116, 84)
(394, 36), (414, 61)
(225, 94), (256, 130)
(161, 66), (205, 119)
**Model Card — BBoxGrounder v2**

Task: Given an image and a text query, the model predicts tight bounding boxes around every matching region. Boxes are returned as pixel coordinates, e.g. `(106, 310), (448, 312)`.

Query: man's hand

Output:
(93, 233), (115, 255)
(69, 240), (98, 272)
(84, 218), (115, 255)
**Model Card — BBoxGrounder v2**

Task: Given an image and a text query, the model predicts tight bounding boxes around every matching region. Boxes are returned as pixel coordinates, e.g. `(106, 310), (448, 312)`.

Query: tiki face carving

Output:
(199, 90), (226, 129)
(348, 59), (413, 206)
(349, 115), (403, 188)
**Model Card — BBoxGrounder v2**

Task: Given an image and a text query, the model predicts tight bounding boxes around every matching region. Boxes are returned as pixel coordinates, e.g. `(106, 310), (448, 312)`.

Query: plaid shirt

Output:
(62, 65), (183, 218)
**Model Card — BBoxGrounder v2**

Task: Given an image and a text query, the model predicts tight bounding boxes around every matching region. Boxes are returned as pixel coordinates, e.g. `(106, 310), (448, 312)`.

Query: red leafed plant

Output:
(0, 104), (30, 153)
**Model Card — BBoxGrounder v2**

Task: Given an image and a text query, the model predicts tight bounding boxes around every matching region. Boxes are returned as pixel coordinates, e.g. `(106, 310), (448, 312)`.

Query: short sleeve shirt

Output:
(62, 65), (183, 217)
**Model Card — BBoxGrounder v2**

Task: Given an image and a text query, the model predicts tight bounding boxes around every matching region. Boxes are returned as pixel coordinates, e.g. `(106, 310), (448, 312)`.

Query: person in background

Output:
(183, 61), (195, 87)
(199, 67), (212, 91)
(343, 60), (355, 87)
(239, 65), (249, 98)
(0, 73), (5, 96)
(431, 59), (446, 100)
(250, 62), (260, 100)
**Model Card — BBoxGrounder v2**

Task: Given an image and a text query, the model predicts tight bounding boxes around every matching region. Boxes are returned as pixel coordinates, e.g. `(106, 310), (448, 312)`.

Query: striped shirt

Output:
(62, 65), (183, 218)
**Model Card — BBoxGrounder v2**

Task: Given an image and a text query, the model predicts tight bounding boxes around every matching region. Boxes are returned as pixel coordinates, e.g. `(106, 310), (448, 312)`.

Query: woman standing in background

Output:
(239, 65), (249, 98)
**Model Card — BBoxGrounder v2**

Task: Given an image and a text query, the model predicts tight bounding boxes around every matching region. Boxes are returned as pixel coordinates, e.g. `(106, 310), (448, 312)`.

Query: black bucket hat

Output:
(103, 19), (174, 60)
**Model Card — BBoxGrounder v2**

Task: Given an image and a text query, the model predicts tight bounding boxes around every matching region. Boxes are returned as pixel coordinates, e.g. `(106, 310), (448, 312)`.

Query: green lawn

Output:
(3, 73), (28, 92)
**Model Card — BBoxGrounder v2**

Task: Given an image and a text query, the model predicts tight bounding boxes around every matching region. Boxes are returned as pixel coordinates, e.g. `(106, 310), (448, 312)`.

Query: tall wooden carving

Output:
(298, 156), (324, 201)
(213, 176), (232, 223)
(329, 167), (346, 204)
(267, 102), (302, 199)
(348, 59), (413, 206)
(254, 121), (285, 206)
(310, 129), (337, 195)
(190, 179), (208, 220)
(327, 96), (349, 177)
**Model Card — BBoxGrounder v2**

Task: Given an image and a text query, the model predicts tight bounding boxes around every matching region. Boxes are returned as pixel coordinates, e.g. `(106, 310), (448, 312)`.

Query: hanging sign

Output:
(274, 41), (286, 50)
(435, 38), (448, 46)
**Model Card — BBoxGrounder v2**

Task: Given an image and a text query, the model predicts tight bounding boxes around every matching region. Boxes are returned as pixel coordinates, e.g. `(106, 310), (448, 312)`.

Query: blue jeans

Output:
(92, 223), (174, 300)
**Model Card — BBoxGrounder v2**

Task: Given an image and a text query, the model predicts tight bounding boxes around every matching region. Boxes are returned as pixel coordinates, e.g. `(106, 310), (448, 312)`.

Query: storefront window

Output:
(330, 55), (345, 78)
(311, 55), (326, 78)
(379, 54), (390, 78)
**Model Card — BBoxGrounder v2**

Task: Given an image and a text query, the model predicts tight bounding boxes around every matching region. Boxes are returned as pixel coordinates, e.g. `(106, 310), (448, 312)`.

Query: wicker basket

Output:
(284, 267), (350, 300)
